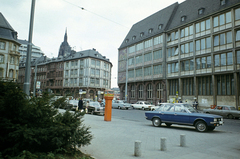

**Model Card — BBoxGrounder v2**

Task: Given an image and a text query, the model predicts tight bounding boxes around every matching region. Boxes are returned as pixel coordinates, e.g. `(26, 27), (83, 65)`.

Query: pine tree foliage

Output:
(0, 80), (93, 158)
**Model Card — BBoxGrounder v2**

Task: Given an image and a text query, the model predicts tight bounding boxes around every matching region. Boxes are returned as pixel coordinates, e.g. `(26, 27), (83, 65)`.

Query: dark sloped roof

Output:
(167, 0), (240, 31)
(0, 12), (20, 44)
(119, 2), (178, 49)
(18, 39), (36, 46)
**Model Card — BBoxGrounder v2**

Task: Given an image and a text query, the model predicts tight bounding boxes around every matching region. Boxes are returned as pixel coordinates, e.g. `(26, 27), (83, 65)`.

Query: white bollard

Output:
(160, 137), (167, 151)
(180, 134), (186, 147)
(134, 140), (142, 157)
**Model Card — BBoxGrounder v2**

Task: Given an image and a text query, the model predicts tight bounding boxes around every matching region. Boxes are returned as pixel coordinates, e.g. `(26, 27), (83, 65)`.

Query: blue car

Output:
(145, 103), (223, 132)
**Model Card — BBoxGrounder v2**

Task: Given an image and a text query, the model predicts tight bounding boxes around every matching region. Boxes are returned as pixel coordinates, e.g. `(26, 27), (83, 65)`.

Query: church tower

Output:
(58, 28), (71, 57)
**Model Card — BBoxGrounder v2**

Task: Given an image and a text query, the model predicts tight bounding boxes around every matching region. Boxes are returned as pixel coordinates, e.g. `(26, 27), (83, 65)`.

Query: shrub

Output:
(0, 81), (92, 158)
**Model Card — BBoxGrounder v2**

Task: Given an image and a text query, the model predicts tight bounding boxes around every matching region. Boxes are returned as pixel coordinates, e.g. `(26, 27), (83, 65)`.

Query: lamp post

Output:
(125, 55), (128, 101)
(33, 57), (41, 97)
(23, 0), (36, 96)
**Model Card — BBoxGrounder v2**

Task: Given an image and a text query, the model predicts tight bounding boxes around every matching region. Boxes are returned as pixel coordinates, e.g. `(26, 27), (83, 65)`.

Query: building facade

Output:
(18, 39), (44, 62)
(0, 12), (21, 81)
(18, 31), (112, 99)
(118, 0), (240, 109)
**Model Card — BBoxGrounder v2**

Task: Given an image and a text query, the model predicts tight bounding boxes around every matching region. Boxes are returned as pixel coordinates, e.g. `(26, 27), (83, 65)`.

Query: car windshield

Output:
(183, 104), (198, 113)
(230, 107), (236, 110)
(90, 102), (100, 107)
(144, 102), (151, 105)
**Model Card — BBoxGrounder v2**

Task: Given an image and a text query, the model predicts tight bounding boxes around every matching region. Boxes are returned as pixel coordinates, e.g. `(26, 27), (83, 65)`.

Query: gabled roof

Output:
(0, 12), (20, 44)
(119, 2), (178, 49)
(18, 39), (36, 46)
(167, 0), (240, 31)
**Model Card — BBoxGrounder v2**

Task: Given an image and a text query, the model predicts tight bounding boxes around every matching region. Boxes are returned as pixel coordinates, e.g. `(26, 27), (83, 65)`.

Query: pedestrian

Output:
(78, 97), (83, 112)
(193, 99), (198, 110)
(85, 101), (89, 113)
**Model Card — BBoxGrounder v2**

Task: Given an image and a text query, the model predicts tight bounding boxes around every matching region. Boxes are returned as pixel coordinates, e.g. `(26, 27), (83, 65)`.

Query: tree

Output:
(0, 80), (92, 158)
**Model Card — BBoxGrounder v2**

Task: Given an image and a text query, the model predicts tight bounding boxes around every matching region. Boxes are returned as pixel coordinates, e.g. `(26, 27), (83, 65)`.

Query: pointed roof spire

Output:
(64, 27), (67, 42)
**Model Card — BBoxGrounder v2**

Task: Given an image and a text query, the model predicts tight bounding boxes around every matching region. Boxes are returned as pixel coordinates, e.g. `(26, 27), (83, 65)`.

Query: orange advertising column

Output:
(104, 96), (113, 121)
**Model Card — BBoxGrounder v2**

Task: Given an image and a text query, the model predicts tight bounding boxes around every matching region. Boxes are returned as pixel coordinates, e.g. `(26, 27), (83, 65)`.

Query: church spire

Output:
(64, 28), (67, 42)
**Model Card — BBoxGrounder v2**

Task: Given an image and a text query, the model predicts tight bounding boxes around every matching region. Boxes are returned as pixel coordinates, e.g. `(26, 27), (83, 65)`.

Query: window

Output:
(220, 0), (226, 6)
(153, 50), (162, 59)
(153, 65), (162, 75)
(0, 54), (4, 63)
(235, 8), (240, 20)
(215, 52), (233, 66)
(138, 85), (143, 99)
(131, 85), (135, 98)
(196, 19), (210, 33)
(90, 78), (95, 84)
(128, 70), (134, 78)
(96, 60), (100, 67)
(136, 42), (143, 51)
(236, 30), (240, 41)
(128, 57), (134, 66)
(144, 66), (152, 76)
(168, 62), (178, 73)
(198, 76), (212, 95)
(144, 52), (152, 62)
(169, 79), (179, 95)
(128, 45), (135, 53)
(182, 78), (194, 95)
(125, 39), (129, 43)
(167, 46), (178, 57)
(181, 16), (186, 22)
(135, 55), (143, 64)
(91, 59), (95, 66)
(181, 60), (194, 71)
(10, 56), (15, 64)
(154, 35), (163, 45)
(237, 50), (240, 64)
(140, 32), (144, 37)
(158, 24), (163, 30)
(0, 42), (5, 50)
(227, 52), (233, 65)
(147, 84), (152, 99)
(217, 74), (234, 95)
(148, 28), (153, 34)
(198, 8), (204, 15)
(135, 68), (142, 77)
(9, 70), (13, 78)
(207, 56), (211, 68)
(132, 36), (136, 40)
(145, 39), (152, 49)
(214, 11), (232, 27)
(215, 55), (220, 66)
(91, 68), (95, 75)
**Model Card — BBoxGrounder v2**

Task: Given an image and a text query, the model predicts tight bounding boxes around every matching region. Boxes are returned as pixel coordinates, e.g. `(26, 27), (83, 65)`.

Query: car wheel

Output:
(206, 112), (210, 114)
(208, 126), (215, 131)
(118, 106), (121, 109)
(166, 123), (172, 127)
(126, 108), (128, 110)
(152, 118), (161, 127)
(227, 114), (234, 119)
(195, 121), (207, 132)
(152, 109), (155, 111)
(142, 107), (145, 110)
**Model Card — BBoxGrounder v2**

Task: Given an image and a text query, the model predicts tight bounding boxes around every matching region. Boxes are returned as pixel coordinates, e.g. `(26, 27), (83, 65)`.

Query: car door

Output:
(157, 104), (173, 122)
(211, 106), (223, 116)
(170, 105), (190, 124)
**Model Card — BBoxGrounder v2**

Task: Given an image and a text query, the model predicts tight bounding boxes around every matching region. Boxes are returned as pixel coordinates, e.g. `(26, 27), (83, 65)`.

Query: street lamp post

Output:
(23, 0), (36, 96)
(125, 56), (128, 101)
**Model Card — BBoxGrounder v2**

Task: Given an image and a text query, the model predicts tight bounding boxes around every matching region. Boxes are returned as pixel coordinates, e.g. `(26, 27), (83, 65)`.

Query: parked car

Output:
(151, 103), (169, 111)
(145, 103), (223, 132)
(65, 100), (78, 111)
(203, 105), (240, 119)
(131, 101), (155, 110)
(83, 98), (94, 107)
(112, 100), (131, 110)
(87, 102), (105, 115)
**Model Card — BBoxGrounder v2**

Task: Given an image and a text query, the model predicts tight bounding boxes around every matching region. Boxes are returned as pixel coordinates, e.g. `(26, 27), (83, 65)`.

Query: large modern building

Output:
(118, 0), (240, 109)
(0, 12), (21, 81)
(18, 39), (44, 62)
(18, 31), (112, 99)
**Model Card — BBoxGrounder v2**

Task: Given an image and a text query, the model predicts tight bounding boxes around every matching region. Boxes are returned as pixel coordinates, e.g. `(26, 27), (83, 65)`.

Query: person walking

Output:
(193, 99), (198, 110)
(78, 97), (83, 112)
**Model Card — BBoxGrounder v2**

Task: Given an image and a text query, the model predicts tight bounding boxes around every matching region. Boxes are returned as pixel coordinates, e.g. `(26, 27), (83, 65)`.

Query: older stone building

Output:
(118, 0), (240, 109)
(0, 12), (21, 81)
(18, 31), (112, 99)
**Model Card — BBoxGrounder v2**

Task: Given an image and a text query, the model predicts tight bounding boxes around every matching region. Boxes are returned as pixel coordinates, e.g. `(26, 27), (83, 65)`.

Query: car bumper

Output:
(210, 119), (224, 127)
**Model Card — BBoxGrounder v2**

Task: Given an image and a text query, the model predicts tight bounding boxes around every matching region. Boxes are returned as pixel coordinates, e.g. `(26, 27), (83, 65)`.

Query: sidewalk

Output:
(80, 114), (240, 159)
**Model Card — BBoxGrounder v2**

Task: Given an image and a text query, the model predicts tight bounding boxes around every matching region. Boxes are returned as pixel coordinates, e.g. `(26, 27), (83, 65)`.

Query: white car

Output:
(131, 101), (155, 110)
(150, 103), (170, 111)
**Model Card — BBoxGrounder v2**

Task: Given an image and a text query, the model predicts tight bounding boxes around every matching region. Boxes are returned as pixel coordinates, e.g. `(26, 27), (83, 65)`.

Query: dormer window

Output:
(198, 8), (205, 15)
(158, 24), (163, 30)
(181, 16), (186, 22)
(125, 39), (129, 43)
(140, 32), (144, 37)
(132, 36), (136, 40)
(220, 0), (226, 5)
(148, 28), (153, 34)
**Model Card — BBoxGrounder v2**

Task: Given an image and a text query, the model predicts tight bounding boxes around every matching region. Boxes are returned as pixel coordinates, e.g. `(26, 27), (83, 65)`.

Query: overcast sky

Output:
(1, 0), (185, 88)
